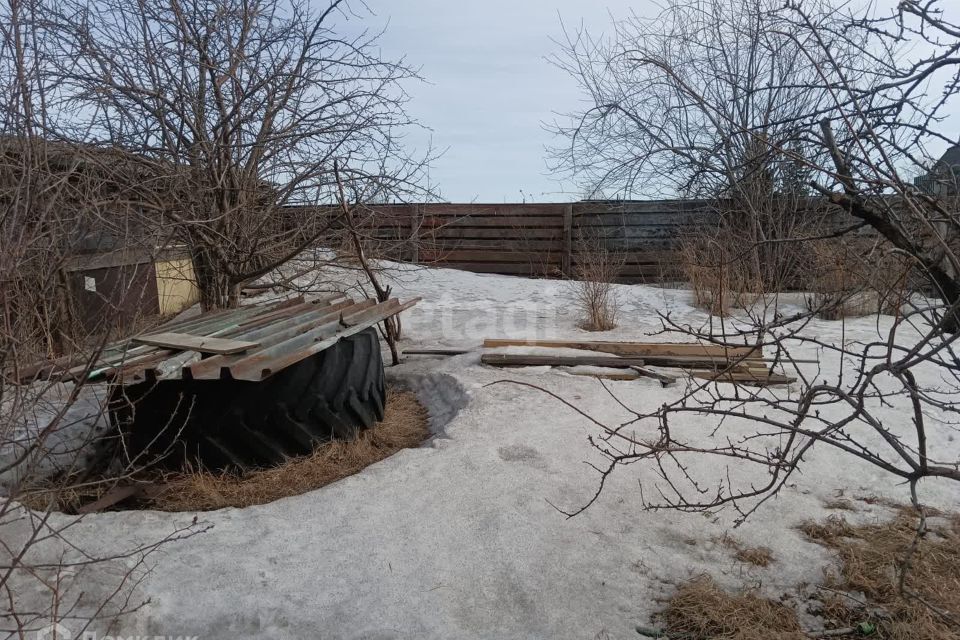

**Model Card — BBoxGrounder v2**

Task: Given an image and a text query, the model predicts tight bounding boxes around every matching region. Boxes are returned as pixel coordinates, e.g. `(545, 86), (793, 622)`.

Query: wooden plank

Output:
(482, 338), (762, 360)
(419, 249), (561, 263)
(562, 204), (573, 277)
(563, 369), (640, 381)
(133, 332), (260, 355)
(572, 200), (711, 216)
(417, 203), (568, 216)
(575, 212), (704, 227)
(77, 485), (143, 514)
(410, 204), (420, 263)
(691, 370), (796, 386)
(421, 238), (564, 250)
(573, 225), (696, 240)
(570, 249), (679, 263)
(482, 352), (766, 370)
(630, 365), (678, 387)
(425, 228), (562, 240)
(437, 262), (561, 275)
(403, 348), (470, 356)
(422, 216), (564, 229)
(482, 353), (648, 368)
(482, 354), (793, 385)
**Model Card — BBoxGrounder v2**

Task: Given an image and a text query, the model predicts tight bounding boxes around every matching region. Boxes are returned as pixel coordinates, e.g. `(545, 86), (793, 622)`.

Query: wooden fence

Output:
(323, 200), (715, 283)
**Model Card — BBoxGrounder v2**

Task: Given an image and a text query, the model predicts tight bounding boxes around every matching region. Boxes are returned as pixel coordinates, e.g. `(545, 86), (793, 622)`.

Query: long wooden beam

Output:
(482, 338), (761, 360)
(480, 352), (774, 371)
(481, 353), (648, 369)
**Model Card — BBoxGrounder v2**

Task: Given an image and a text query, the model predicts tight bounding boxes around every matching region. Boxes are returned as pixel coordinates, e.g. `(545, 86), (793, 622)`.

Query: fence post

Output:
(561, 203), (573, 277)
(409, 203), (420, 264)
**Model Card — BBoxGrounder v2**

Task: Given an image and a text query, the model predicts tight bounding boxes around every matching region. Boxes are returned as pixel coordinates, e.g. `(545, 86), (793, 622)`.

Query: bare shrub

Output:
(0, 118), (201, 640)
(0, 137), (206, 636)
(572, 230), (625, 331)
(509, 216), (563, 279)
(679, 233), (759, 315)
(678, 199), (834, 316)
(820, 236), (912, 317)
(806, 239), (914, 320)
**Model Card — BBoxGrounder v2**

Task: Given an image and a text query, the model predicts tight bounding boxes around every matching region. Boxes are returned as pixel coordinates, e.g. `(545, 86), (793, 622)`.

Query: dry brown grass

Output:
(717, 533), (775, 567)
(653, 510), (960, 639)
(799, 511), (960, 640)
(797, 513), (857, 545)
(17, 482), (108, 513)
(823, 498), (857, 511)
(19, 387), (430, 513)
(734, 547), (774, 568)
(658, 575), (807, 640)
(148, 388), (429, 511)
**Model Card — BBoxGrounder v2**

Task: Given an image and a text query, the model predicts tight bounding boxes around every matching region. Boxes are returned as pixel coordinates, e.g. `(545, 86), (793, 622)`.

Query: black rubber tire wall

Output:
(109, 327), (386, 471)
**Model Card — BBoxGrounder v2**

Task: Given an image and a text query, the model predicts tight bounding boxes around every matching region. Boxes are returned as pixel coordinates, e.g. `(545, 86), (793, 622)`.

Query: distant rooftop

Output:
(938, 145), (960, 168)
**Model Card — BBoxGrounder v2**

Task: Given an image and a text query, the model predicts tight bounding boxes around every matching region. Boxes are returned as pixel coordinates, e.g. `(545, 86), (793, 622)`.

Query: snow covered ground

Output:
(7, 263), (959, 639)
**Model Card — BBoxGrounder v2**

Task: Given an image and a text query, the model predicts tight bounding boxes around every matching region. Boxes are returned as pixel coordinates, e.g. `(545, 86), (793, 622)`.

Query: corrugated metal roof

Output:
(30, 294), (418, 384)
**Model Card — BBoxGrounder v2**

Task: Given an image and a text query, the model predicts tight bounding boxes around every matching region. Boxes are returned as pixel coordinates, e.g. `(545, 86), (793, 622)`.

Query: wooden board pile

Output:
(477, 338), (797, 386)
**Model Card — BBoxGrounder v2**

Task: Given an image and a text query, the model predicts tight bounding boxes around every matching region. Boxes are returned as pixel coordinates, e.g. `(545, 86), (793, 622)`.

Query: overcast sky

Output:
(363, 0), (647, 203)
(358, 0), (956, 203)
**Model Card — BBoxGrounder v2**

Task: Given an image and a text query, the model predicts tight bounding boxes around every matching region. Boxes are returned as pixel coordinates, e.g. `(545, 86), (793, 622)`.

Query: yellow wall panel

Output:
(155, 258), (201, 315)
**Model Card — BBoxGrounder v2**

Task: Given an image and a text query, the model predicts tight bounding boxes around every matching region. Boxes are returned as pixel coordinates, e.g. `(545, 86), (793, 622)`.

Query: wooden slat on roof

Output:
(132, 332), (259, 355)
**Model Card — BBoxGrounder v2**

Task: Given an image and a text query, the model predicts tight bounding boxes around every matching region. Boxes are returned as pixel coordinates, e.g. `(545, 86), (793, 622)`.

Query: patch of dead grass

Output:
(658, 575), (807, 640)
(717, 533), (774, 568)
(800, 511), (960, 640)
(823, 498), (856, 511)
(654, 510), (960, 640)
(796, 514), (857, 546)
(148, 388), (429, 511)
(734, 547), (774, 568)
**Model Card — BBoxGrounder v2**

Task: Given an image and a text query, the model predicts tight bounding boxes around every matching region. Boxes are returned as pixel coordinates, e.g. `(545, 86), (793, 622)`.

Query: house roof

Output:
(937, 145), (960, 168)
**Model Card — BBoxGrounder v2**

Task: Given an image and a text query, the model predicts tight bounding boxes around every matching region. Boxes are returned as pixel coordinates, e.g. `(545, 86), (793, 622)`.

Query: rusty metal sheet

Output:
(23, 294), (419, 384)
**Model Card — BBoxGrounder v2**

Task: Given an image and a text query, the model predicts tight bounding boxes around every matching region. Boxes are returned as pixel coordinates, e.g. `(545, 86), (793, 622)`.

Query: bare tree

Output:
(53, 0), (430, 309)
(550, 0), (851, 294)
(1, 0), (207, 635)
(540, 6), (960, 628)
(548, 0), (960, 572)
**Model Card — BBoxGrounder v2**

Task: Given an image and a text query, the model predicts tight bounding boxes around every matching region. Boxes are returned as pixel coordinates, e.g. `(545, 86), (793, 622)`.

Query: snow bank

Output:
(9, 263), (959, 640)
(0, 382), (111, 490)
